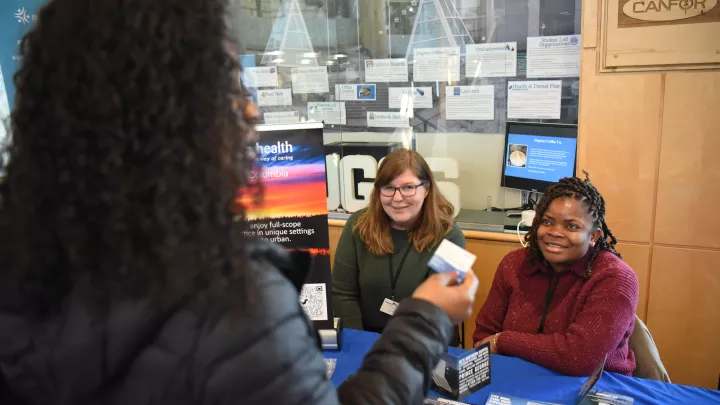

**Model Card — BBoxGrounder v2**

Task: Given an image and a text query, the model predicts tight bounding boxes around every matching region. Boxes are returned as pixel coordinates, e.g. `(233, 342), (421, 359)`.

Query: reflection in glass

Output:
(226, 0), (583, 226)
(405, 0), (473, 60)
(260, 0), (318, 66)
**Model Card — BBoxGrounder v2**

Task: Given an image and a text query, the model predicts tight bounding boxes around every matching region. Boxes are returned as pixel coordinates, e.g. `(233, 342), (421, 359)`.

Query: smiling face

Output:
(536, 196), (602, 273)
(380, 169), (429, 230)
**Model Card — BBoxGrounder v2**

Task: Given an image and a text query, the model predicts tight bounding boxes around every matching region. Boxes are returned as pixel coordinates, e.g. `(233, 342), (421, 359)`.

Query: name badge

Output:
(380, 298), (399, 316)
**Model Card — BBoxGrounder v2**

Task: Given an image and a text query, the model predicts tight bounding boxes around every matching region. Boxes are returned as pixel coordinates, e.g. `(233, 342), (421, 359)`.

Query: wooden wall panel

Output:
(328, 225), (343, 270)
(578, 49), (662, 244)
(582, 0), (599, 49)
(654, 72), (720, 249)
(461, 239), (519, 348)
(616, 243), (650, 322)
(646, 246), (720, 389)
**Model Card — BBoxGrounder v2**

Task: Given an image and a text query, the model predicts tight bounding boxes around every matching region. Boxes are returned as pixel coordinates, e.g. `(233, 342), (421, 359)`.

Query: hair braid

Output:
(524, 171), (620, 279)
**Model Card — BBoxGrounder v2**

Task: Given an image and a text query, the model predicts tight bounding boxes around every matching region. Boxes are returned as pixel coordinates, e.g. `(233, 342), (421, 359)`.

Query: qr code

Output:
(299, 283), (328, 321)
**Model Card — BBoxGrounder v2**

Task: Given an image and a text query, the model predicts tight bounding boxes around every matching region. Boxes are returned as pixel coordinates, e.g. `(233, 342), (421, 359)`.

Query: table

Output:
(324, 329), (720, 405)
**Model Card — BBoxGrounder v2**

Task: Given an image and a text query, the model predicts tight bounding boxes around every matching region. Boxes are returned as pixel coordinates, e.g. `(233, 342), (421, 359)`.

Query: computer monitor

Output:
(501, 122), (578, 193)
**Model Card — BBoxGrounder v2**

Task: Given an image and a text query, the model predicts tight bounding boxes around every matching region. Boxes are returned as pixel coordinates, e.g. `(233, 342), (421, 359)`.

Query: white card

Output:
(427, 239), (477, 281)
(367, 111), (409, 128)
(243, 67), (279, 88)
(364, 58), (409, 82)
(388, 87), (432, 109)
(466, 42), (517, 78)
(445, 85), (495, 121)
(291, 67), (329, 94)
(526, 35), (581, 78)
(380, 298), (399, 316)
(413, 47), (461, 82)
(507, 80), (562, 119)
(257, 89), (292, 107)
(308, 102), (347, 125)
(264, 111), (301, 124)
(335, 84), (376, 101)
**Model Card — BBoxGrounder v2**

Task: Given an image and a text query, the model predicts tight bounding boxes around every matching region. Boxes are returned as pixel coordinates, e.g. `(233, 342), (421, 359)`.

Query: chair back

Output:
(629, 315), (671, 383)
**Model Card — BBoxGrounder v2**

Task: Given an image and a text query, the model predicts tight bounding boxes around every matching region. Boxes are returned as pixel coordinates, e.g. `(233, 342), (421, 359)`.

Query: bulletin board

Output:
(601, 0), (720, 71)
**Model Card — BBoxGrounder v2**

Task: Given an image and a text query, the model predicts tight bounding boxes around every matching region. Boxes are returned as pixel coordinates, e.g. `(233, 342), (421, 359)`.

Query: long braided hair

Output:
(524, 172), (621, 279)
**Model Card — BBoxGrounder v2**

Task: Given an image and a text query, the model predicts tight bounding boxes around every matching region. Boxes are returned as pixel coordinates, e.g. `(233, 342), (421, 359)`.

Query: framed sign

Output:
(601, 0), (720, 70)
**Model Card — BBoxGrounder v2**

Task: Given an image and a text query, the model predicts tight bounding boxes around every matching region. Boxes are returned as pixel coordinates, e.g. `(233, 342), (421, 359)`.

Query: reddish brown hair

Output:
(354, 149), (454, 255)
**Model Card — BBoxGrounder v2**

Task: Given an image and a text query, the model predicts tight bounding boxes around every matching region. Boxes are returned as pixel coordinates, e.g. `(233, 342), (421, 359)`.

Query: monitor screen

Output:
(501, 122), (578, 193)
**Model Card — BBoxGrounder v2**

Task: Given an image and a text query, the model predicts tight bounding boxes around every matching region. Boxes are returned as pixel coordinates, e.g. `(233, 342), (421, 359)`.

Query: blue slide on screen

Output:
(504, 133), (577, 183)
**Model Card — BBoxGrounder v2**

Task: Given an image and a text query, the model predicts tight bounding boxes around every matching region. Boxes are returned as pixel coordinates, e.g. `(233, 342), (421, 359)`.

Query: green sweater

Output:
(331, 209), (466, 333)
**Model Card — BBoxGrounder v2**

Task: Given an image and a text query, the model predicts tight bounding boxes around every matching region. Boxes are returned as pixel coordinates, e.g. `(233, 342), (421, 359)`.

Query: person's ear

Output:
(590, 228), (602, 247)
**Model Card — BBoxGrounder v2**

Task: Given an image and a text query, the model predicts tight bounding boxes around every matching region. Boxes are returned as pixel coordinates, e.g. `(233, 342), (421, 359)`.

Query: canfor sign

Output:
(618, 0), (720, 27)
(623, 0), (717, 21)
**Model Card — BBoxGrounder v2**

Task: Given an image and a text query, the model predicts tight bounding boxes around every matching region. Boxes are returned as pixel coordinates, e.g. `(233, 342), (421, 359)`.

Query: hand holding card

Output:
(428, 240), (477, 283)
(413, 271), (479, 324)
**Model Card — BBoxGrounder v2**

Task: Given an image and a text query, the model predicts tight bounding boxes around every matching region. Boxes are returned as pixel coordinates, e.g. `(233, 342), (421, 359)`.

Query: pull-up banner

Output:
(238, 121), (333, 330)
(0, 1), (45, 113)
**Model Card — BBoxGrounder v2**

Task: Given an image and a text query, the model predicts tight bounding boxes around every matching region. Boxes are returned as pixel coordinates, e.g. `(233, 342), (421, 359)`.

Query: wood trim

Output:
(327, 219), (522, 244)
(582, 0), (600, 49)
(328, 219), (346, 228)
(462, 230), (522, 244)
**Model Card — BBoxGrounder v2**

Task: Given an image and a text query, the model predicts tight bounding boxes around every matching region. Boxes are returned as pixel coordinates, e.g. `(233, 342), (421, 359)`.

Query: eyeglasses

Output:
(378, 183), (425, 197)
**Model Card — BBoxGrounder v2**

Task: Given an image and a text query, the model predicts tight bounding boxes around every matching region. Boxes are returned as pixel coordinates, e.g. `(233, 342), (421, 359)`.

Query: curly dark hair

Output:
(0, 0), (257, 313)
(524, 172), (621, 279)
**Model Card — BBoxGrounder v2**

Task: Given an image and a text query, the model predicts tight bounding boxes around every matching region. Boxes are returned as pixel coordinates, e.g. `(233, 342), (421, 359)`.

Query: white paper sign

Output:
(413, 47), (460, 82)
(264, 111), (301, 124)
(388, 87), (432, 109)
(243, 67), (278, 88)
(507, 80), (562, 119)
(291, 67), (330, 93)
(308, 102), (347, 125)
(334, 84), (377, 101)
(364, 58), (408, 82)
(445, 85), (495, 121)
(526, 35), (581, 78)
(367, 111), (409, 128)
(466, 42), (517, 78)
(257, 89), (292, 107)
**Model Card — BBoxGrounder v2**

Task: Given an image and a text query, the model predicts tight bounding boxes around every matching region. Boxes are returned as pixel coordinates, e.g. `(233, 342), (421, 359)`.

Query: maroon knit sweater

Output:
(473, 248), (639, 376)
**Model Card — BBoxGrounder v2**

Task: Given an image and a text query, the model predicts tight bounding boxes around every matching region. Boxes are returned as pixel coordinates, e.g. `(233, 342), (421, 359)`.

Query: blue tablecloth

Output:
(324, 329), (720, 405)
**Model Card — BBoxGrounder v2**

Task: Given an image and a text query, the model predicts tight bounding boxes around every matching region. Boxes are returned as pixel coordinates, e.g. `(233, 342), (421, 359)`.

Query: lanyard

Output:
(388, 243), (413, 300)
(538, 274), (561, 334)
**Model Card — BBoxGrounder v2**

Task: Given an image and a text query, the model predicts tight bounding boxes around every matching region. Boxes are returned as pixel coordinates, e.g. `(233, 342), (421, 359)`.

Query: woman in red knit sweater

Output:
(473, 174), (639, 376)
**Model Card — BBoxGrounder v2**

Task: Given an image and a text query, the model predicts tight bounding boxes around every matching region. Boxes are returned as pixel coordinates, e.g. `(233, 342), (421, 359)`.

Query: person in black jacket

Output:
(0, 1), (479, 404)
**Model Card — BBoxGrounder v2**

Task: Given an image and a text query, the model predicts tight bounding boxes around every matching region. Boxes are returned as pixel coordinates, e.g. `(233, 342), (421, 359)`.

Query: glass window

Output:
(228, 0), (582, 231)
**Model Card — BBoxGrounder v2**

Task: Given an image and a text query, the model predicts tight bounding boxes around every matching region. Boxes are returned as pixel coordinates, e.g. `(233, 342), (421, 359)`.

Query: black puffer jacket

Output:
(0, 243), (452, 405)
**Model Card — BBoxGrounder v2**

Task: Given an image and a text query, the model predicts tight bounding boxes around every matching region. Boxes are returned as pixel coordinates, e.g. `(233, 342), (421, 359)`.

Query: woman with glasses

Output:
(332, 149), (466, 343)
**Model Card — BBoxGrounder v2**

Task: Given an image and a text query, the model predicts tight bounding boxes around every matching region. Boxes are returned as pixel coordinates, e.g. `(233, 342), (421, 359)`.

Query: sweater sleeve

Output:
(446, 223), (466, 249)
(331, 216), (364, 330)
(472, 253), (513, 344)
(497, 267), (639, 376)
